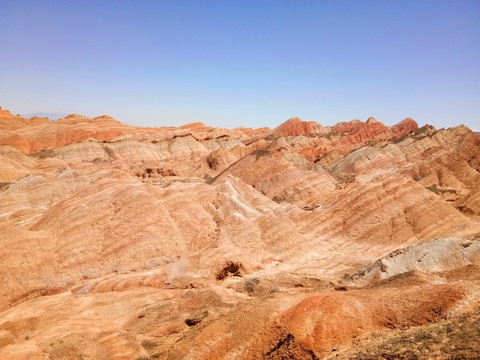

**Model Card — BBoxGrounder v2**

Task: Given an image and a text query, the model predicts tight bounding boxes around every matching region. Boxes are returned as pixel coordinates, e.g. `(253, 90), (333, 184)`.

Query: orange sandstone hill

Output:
(0, 107), (479, 360)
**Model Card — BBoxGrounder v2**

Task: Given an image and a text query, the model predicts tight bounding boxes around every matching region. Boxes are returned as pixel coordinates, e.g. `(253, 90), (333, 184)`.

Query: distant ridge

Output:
(21, 112), (70, 120)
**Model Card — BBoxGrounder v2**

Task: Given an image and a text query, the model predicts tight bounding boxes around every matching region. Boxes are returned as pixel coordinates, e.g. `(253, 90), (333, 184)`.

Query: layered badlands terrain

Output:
(0, 106), (479, 359)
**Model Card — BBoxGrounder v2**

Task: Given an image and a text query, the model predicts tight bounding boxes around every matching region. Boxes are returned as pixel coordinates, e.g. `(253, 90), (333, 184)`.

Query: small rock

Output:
(185, 310), (208, 327)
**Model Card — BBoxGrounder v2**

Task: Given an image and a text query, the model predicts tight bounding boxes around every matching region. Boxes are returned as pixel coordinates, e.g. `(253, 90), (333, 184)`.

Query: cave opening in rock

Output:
(216, 261), (244, 280)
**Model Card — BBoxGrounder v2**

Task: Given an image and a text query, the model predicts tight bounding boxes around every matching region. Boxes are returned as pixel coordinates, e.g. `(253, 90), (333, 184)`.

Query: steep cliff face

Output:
(0, 108), (479, 359)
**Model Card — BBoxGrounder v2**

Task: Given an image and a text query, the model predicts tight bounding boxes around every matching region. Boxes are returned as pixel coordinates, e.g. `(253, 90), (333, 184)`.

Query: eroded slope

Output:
(0, 108), (479, 359)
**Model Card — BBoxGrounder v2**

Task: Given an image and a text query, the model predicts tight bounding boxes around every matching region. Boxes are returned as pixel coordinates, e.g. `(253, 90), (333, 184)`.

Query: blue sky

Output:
(0, 0), (479, 130)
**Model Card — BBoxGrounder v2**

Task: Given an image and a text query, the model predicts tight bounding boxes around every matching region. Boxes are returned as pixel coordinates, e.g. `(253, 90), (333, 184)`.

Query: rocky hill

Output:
(0, 106), (479, 359)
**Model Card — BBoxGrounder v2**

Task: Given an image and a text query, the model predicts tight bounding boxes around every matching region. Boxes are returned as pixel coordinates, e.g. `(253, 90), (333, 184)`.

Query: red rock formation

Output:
(179, 121), (212, 133)
(271, 116), (326, 137)
(391, 117), (418, 134)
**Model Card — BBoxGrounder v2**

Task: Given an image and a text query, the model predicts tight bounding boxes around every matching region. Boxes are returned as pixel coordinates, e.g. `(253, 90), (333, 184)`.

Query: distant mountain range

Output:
(21, 112), (70, 120)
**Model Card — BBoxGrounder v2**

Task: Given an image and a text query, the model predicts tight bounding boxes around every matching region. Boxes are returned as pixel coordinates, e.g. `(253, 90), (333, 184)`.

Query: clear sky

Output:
(0, 0), (479, 130)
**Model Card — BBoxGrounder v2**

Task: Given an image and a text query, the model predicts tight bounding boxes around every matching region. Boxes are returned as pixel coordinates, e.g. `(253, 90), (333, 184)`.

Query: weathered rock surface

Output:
(0, 107), (479, 359)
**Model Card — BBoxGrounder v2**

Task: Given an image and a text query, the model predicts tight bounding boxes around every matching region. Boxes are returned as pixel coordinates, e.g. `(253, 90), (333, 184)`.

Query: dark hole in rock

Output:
(185, 318), (202, 327)
(207, 154), (219, 170)
(216, 261), (244, 280)
(185, 310), (208, 327)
